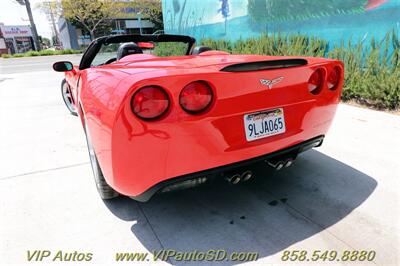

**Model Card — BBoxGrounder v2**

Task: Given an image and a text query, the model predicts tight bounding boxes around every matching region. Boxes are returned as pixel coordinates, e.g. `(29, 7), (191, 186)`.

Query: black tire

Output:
(61, 79), (78, 116)
(84, 121), (119, 200)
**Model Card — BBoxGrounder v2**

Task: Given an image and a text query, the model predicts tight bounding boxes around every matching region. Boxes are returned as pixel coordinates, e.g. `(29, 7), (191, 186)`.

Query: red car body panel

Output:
(65, 53), (343, 198)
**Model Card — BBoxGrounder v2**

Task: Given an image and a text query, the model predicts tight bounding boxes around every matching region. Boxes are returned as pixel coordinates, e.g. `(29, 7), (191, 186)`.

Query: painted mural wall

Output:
(162, 0), (400, 46)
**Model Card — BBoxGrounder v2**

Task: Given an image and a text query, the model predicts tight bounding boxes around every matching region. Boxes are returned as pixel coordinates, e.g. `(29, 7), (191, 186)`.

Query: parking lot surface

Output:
(0, 55), (399, 265)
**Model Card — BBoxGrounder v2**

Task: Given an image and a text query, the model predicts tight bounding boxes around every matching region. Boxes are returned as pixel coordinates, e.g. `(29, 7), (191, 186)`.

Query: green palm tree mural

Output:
(248, 0), (368, 24)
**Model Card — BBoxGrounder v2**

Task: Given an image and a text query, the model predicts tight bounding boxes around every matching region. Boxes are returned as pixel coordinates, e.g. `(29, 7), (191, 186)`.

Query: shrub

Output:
(1, 49), (82, 58)
(61, 49), (76, 54)
(154, 42), (188, 56)
(38, 50), (57, 56)
(201, 32), (399, 110)
(201, 34), (328, 57)
(328, 30), (400, 110)
(25, 51), (40, 56)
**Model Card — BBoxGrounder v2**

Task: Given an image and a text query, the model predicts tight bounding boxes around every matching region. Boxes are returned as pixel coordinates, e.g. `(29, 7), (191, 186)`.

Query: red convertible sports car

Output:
(53, 34), (343, 202)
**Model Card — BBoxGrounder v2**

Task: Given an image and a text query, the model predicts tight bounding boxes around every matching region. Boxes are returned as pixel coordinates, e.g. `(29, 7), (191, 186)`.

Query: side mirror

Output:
(53, 61), (74, 72)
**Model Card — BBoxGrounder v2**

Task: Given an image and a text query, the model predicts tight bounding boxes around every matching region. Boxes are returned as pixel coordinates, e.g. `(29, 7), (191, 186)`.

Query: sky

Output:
(0, 0), (53, 39)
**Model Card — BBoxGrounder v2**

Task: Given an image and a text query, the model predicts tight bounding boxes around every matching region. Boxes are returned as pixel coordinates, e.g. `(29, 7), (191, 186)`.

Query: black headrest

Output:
(192, 46), (212, 55)
(117, 42), (143, 60)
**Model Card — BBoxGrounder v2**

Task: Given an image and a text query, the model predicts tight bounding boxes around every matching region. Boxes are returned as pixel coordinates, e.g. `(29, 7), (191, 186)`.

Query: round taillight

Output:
(308, 69), (324, 95)
(328, 67), (341, 90)
(180, 81), (213, 113)
(131, 86), (169, 120)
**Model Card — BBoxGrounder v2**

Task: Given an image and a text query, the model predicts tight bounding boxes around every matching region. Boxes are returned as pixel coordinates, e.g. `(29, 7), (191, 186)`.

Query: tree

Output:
(41, 37), (51, 47)
(61, 0), (118, 40)
(133, 0), (164, 31)
(35, 1), (62, 46)
(15, 0), (41, 50)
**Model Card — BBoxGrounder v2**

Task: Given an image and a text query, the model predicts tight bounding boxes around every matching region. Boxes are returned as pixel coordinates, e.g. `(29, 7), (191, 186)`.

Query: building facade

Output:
(58, 18), (80, 50)
(58, 11), (155, 49)
(0, 23), (36, 55)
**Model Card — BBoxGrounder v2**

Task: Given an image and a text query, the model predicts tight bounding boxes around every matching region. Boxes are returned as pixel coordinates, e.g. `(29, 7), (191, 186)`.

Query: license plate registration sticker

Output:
(244, 108), (286, 142)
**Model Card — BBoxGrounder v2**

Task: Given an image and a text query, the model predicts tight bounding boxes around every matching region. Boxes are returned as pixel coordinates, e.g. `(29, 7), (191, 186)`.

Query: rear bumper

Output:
(130, 135), (324, 202)
(107, 100), (338, 198)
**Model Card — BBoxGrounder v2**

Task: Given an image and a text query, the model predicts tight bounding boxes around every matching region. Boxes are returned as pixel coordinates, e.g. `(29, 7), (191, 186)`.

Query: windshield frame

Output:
(79, 34), (196, 70)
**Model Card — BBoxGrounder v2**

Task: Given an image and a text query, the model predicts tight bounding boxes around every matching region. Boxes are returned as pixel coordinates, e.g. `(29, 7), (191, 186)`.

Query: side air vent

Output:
(220, 59), (308, 72)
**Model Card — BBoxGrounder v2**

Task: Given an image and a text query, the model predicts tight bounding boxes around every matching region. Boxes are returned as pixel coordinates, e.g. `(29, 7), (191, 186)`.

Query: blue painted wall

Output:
(162, 0), (400, 46)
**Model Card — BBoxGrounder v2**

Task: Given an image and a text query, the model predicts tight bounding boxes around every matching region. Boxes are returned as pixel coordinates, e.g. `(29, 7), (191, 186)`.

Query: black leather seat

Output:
(117, 42), (143, 60)
(192, 46), (212, 55)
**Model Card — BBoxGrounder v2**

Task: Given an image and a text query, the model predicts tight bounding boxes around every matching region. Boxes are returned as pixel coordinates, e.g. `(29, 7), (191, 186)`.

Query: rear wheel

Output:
(84, 121), (119, 200)
(61, 79), (78, 116)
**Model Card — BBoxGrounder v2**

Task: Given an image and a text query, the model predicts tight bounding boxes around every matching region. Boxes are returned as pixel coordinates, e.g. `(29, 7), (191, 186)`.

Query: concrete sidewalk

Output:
(0, 64), (399, 265)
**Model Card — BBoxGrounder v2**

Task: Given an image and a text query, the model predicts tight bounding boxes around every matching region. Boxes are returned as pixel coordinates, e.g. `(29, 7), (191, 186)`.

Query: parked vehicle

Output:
(53, 34), (343, 202)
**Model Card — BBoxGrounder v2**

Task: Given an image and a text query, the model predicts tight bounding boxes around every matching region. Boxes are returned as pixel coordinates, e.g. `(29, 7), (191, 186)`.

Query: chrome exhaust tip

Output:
(226, 174), (241, 184)
(275, 161), (285, 171)
(241, 170), (253, 182)
(284, 159), (294, 168)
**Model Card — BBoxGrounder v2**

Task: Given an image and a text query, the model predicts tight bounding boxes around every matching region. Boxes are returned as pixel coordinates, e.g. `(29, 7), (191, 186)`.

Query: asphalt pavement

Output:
(0, 55), (399, 265)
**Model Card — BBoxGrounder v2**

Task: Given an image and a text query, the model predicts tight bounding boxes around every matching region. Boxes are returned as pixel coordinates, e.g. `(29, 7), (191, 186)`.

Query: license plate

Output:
(244, 108), (286, 142)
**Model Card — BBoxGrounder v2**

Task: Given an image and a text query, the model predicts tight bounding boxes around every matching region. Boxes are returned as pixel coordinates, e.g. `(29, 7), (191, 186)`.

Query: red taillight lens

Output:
(131, 86), (169, 120)
(328, 67), (341, 90)
(308, 69), (324, 94)
(180, 81), (213, 113)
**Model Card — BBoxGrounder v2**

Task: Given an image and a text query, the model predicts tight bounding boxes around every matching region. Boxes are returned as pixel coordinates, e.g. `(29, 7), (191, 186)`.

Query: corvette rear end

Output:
(53, 34), (343, 202)
(81, 54), (343, 201)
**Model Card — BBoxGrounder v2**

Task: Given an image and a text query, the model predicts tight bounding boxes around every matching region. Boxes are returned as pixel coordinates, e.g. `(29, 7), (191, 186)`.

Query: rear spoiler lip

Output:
(220, 58), (308, 72)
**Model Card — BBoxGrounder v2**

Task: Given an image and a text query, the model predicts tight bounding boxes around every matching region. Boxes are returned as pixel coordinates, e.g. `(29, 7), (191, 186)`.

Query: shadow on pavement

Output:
(104, 150), (377, 265)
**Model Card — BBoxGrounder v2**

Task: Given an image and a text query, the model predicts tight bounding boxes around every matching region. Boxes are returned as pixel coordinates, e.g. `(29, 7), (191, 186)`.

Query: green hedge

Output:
(1, 49), (82, 58)
(201, 32), (400, 110)
(328, 32), (399, 110)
